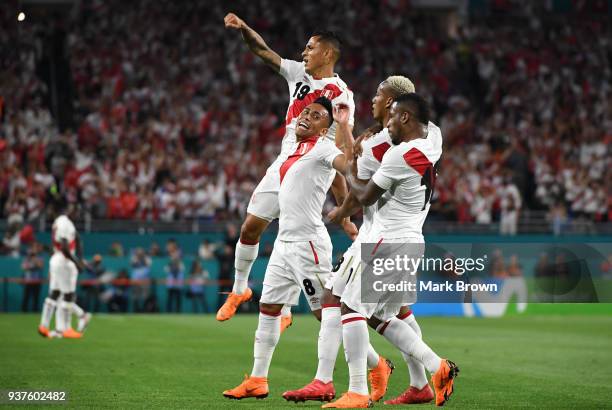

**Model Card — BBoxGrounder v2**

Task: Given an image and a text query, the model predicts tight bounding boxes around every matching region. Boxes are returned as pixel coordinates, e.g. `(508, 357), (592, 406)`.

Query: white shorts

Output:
(246, 171), (281, 222)
(341, 236), (423, 321)
(261, 238), (333, 311)
(325, 238), (361, 298)
(49, 252), (78, 294)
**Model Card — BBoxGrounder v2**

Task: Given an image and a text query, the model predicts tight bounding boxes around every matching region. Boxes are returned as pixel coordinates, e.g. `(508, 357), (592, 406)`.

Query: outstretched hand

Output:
(333, 103), (350, 126)
(224, 13), (245, 30)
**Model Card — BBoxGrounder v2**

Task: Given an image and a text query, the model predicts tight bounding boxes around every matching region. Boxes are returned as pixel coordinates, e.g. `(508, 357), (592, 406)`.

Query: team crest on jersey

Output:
(310, 297), (320, 305)
(322, 90), (334, 100)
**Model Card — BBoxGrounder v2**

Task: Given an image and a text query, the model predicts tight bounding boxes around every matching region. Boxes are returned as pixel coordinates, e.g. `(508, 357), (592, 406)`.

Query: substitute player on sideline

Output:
(324, 94), (458, 408)
(218, 13), (357, 329)
(38, 211), (91, 339)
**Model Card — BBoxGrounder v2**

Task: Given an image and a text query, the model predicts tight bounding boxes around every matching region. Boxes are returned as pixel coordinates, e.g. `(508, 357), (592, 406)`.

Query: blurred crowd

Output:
(1, 0), (610, 231)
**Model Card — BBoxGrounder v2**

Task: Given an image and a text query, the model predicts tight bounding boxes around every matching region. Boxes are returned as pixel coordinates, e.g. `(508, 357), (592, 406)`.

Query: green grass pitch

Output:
(1, 313), (611, 408)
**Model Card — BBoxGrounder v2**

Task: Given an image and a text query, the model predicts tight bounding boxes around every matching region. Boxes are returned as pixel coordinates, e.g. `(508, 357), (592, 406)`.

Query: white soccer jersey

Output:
(275, 59), (354, 164)
(370, 123), (443, 240)
(277, 136), (342, 241)
(52, 215), (77, 255)
(356, 128), (392, 235)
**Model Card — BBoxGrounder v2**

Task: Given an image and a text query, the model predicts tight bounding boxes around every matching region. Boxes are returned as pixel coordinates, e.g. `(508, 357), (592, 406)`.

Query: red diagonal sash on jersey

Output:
(402, 147), (432, 176)
(279, 137), (319, 183)
(371, 141), (391, 163)
(285, 84), (343, 126)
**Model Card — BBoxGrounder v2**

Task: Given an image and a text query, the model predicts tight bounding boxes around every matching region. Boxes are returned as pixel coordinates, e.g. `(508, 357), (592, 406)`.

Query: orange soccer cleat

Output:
(216, 288), (253, 321)
(282, 379), (335, 402)
(280, 313), (293, 334)
(431, 359), (459, 406)
(62, 328), (83, 339)
(223, 375), (268, 400)
(368, 356), (394, 402)
(384, 384), (434, 405)
(38, 325), (50, 338)
(322, 391), (372, 408)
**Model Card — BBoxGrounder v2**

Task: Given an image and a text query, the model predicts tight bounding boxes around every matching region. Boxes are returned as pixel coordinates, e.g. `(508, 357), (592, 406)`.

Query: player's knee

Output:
(49, 290), (61, 300)
(321, 289), (340, 306)
(340, 303), (355, 316)
(63, 292), (76, 302)
(367, 316), (383, 330)
(259, 303), (282, 316)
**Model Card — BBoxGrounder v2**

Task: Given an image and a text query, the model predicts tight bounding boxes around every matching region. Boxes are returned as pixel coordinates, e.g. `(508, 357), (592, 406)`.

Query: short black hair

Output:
(312, 30), (342, 61)
(313, 96), (334, 126)
(393, 93), (429, 125)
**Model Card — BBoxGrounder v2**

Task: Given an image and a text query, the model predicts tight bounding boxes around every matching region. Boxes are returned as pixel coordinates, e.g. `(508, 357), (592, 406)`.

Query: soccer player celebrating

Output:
(218, 13), (357, 328)
(283, 75), (424, 404)
(324, 94), (458, 408)
(38, 210), (91, 339)
(326, 78), (443, 405)
(223, 97), (361, 402)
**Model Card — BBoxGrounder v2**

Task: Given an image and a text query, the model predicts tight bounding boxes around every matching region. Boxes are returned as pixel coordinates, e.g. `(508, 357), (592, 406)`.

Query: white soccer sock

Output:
(232, 241), (259, 295)
(379, 317), (441, 374)
(280, 305), (292, 317)
(72, 302), (85, 318)
(251, 311), (281, 378)
(315, 306), (342, 383)
(367, 343), (380, 369)
(56, 301), (73, 332)
(342, 313), (369, 395)
(40, 297), (56, 328)
(401, 313), (429, 389)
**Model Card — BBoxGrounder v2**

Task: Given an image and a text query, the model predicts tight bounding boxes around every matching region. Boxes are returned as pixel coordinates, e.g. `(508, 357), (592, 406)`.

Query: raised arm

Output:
(331, 103), (355, 175)
(224, 13), (282, 72)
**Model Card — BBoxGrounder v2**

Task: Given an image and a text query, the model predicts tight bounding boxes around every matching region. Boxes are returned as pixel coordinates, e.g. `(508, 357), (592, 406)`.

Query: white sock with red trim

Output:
(400, 312), (429, 389)
(280, 305), (291, 317)
(315, 306), (341, 383)
(378, 317), (441, 374)
(251, 311), (281, 378)
(366, 343), (380, 369)
(342, 313), (369, 395)
(40, 297), (56, 328)
(233, 241), (259, 295)
(71, 302), (85, 318)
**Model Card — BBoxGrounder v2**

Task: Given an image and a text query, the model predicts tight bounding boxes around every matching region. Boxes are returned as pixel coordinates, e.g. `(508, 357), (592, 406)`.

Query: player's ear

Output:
(384, 97), (394, 109)
(320, 127), (329, 137)
(400, 111), (410, 124)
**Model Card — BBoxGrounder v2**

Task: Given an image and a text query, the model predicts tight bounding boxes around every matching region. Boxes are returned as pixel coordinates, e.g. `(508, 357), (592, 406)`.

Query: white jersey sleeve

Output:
(371, 145), (415, 190)
(279, 59), (305, 82)
(357, 128), (392, 180)
(317, 139), (343, 168)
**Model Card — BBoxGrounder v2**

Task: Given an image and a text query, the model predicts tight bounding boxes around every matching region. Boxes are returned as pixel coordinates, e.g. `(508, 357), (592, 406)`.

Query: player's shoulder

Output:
(392, 137), (440, 172)
(362, 128), (392, 162)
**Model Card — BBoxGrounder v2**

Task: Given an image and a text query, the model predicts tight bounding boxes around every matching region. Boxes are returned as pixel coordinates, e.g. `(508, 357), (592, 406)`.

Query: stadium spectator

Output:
(165, 252), (185, 312)
(20, 245), (44, 312)
(108, 269), (130, 313)
(109, 241), (124, 257)
(499, 176), (522, 235)
(0, 0), (609, 234)
(80, 254), (105, 312)
(215, 244), (235, 310)
(130, 248), (152, 312)
(187, 259), (210, 313)
(198, 239), (217, 260)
